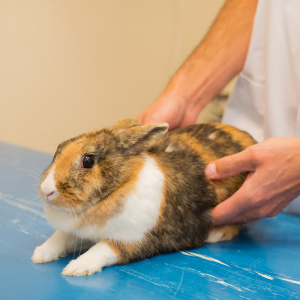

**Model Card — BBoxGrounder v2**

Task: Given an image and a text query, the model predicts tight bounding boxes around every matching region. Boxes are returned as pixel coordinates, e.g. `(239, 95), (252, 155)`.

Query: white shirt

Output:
(222, 0), (300, 214)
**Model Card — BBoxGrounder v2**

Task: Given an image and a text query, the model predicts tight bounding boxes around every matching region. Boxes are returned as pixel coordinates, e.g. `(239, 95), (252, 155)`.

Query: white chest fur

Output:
(44, 155), (165, 243)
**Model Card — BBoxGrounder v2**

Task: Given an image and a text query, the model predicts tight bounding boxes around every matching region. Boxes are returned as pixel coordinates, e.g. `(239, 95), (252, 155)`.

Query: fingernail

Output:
(205, 163), (216, 177)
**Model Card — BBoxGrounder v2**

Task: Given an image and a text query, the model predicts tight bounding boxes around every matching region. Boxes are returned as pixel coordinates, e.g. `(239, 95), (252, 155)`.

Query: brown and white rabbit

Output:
(31, 119), (256, 276)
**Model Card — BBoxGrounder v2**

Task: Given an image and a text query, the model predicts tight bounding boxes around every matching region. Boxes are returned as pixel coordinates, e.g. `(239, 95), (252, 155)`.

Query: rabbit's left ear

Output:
(110, 119), (141, 131)
(119, 123), (169, 154)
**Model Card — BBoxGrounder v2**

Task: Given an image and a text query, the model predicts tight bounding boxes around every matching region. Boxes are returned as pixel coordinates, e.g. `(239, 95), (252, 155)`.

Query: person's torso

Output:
(222, 0), (300, 215)
(222, 0), (300, 143)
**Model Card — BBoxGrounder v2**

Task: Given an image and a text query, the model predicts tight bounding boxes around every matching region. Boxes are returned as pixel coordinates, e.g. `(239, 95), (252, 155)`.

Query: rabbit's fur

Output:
(32, 119), (256, 276)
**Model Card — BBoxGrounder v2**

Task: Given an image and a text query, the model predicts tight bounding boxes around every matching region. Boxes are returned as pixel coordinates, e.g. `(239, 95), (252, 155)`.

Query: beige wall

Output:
(0, 0), (226, 153)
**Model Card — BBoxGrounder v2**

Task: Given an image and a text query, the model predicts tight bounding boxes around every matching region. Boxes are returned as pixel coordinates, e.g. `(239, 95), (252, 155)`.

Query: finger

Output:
(223, 200), (287, 225)
(226, 206), (271, 224)
(177, 108), (199, 128)
(224, 212), (259, 225)
(205, 147), (256, 180)
(212, 184), (251, 226)
(137, 112), (153, 126)
(136, 114), (144, 125)
(137, 110), (151, 125)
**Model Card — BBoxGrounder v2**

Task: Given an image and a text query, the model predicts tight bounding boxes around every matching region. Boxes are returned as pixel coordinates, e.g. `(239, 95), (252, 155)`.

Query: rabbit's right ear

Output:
(110, 119), (141, 131)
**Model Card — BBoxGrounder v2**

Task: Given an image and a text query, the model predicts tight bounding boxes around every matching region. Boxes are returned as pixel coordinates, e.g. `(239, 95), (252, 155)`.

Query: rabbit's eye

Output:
(82, 155), (95, 168)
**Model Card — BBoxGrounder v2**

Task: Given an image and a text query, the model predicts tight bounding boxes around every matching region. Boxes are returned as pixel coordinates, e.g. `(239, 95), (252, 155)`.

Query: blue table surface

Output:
(0, 141), (300, 300)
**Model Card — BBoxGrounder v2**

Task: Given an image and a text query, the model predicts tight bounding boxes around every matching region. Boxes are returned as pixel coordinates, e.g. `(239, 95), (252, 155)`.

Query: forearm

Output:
(164, 0), (258, 112)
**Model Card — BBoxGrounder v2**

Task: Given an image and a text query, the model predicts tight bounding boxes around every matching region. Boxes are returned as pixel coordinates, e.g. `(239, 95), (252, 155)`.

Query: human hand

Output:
(205, 137), (300, 225)
(137, 93), (200, 130)
(137, 0), (257, 130)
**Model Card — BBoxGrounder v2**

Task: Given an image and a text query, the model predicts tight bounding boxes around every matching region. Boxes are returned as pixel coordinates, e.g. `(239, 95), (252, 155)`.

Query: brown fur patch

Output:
(158, 132), (245, 204)
(212, 123), (257, 149)
(102, 240), (139, 264)
(102, 233), (162, 265)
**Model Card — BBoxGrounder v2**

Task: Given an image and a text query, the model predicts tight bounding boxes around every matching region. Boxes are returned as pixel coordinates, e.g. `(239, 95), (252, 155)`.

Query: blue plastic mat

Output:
(0, 141), (299, 299)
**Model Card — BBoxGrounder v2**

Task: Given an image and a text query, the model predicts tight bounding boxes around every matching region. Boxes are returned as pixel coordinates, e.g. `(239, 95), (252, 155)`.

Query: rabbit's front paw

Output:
(61, 242), (118, 276)
(31, 243), (66, 264)
(61, 256), (101, 276)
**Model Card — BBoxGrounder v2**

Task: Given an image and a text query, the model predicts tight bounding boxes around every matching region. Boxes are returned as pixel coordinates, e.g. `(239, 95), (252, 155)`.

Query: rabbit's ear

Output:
(119, 123), (169, 154)
(110, 119), (141, 131)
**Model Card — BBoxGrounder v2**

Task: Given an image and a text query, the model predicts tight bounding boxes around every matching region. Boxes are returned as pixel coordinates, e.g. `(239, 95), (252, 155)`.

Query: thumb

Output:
(205, 147), (255, 180)
(137, 111), (158, 126)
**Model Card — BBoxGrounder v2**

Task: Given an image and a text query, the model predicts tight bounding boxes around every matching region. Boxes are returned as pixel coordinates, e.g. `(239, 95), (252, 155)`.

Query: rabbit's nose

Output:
(46, 191), (54, 197)
(44, 191), (56, 204)
(41, 168), (57, 202)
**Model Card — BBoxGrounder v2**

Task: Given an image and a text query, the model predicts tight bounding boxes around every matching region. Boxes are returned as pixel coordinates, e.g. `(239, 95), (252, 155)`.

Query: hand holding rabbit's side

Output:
(205, 137), (300, 225)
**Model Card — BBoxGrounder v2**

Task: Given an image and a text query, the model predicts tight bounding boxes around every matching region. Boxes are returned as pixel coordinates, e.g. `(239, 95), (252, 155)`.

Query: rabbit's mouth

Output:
(44, 190), (56, 204)
(41, 191), (79, 213)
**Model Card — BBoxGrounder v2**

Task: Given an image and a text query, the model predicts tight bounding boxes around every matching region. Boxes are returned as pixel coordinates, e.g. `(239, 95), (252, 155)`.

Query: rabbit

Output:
(31, 119), (256, 276)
